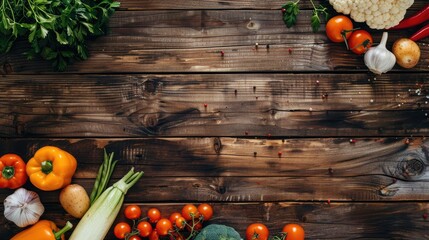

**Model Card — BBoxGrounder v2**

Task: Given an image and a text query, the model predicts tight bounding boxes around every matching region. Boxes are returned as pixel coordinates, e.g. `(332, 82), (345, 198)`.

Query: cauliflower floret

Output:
(329, 0), (353, 15)
(329, 0), (414, 29)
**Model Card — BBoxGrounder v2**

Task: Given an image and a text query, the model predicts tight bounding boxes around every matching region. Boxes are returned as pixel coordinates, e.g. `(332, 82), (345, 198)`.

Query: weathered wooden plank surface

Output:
(1, 202), (428, 239)
(1, 1), (429, 239)
(116, 0), (428, 11)
(1, 174), (426, 203)
(0, 137), (427, 202)
(1, 10), (428, 74)
(1, 74), (428, 137)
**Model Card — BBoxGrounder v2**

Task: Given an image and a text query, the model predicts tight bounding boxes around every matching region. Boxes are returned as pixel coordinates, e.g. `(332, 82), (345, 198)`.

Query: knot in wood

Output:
(399, 158), (425, 178)
(142, 114), (159, 128)
(213, 137), (222, 154)
(144, 78), (161, 94)
(217, 185), (226, 194)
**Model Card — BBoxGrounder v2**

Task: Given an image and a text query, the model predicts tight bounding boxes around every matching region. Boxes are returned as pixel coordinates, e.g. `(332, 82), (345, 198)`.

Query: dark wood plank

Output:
(0, 137), (427, 202)
(1, 74), (428, 137)
(116, 0), (428, 11)
(2, 174), (426, 203)
(1, 202), (428, 239)
(1, 10), (428, 74)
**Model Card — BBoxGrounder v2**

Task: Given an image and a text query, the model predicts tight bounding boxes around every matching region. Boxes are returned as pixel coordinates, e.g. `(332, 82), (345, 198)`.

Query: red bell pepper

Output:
(390, 4), (429, 30)
(410, 23), (429, 41)
(0, 154), (27, 189)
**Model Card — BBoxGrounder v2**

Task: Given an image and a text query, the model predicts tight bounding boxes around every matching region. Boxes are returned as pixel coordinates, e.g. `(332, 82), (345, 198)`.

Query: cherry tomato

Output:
(175, 216), (187, 229)
(129, 235), (142, 240)
(137, 221), (153, 237)
(181, 204), (200, 221)
(149, 230), (159, 240)
(156, 218), (173, 236)
(282, 223), (305, 240)
(197, 203), (213, 221)
(245, 223), (269, 240)
(326, 15), (353, 43)
(113, 222), (131, 239)
(347, 30), (373, 55)
(124, 204), (142, 220)
(169, 212), (183, 225)
(147, 208), (162, 223)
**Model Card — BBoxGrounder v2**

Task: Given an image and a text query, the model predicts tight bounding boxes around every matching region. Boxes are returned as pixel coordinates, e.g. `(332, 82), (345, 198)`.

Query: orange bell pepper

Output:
(11, 220), (73, 240)
(0, 154), (27, 189)
(26, 146), (77, 191)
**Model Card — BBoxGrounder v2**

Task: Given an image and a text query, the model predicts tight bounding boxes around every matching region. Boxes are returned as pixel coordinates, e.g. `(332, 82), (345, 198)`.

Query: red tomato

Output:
(181, 204), (200, 221)
(282, 223), (305, 240)
(147, 208), (162, 223)
(326, 15), (354, 43)
(175, 216), (187, 230)
(137, 221), (153, 237)
(124, 204), (142, 220)
(347, 30), (373, 54)
(149, 230), (159, 240)
(169, 212), (183, 225)
(155, 218), (173, 236)
(245, 223), (269, 240)
(197, 203), (213, 221)
(129, 235), (142, 240)
(113, 222), (131, 239)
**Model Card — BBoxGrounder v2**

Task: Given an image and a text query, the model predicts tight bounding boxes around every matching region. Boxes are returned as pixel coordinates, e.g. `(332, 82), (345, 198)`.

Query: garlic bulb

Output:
(4, 188), (45, 227)
(364, 32), (396, 75)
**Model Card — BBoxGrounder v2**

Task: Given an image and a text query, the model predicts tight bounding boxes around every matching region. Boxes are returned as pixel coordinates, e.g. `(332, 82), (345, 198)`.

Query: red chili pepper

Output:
(410, 23), (429, 41)
(390, 4), (429, 30)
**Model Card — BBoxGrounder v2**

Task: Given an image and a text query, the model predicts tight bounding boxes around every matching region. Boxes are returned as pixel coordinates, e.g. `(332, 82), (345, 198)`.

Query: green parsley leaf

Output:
(1, 0), (120, 71)
(281, 1), (300, 28)
(282, 0), (329, 32)
(311, 13), (321, 33)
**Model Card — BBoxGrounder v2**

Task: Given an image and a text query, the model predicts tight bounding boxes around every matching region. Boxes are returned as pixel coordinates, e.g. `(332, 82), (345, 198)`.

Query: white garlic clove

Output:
(4, 188), (45, 227)
(364, 32), (396, 75)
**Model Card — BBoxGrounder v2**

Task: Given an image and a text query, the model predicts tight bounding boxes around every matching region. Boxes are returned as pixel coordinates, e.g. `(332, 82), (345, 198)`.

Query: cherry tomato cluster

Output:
(325, 15), (373, 55)
(113, 203), (214, 240)
(245, 223), (304, 240)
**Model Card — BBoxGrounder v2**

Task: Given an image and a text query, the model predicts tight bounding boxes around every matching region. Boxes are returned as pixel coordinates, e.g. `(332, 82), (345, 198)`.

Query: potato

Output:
(59, 184), (90, 218)
(392, 38), (421, 69)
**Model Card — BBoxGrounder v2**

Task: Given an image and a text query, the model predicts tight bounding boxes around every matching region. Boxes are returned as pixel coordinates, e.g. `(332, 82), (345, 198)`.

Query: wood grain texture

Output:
(116, 0), (428, 11)
(1, 74), (428, 137)
(0, 137), (427, 202)
(1, 10), (428, 74)
(1, 1), (429, 239)
(1, 202), (428, 239)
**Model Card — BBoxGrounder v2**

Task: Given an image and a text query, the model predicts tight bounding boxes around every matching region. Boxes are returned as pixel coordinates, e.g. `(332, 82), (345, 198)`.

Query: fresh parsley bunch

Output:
(0, 0), (120, 71)
(282, 0), (329, 32)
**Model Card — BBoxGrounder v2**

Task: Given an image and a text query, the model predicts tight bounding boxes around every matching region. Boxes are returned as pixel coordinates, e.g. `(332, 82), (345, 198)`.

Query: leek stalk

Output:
(69, 167), (143, 240)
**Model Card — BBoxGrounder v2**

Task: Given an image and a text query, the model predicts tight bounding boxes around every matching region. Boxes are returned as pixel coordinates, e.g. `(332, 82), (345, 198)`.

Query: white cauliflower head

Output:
(329, 0), (414, 29)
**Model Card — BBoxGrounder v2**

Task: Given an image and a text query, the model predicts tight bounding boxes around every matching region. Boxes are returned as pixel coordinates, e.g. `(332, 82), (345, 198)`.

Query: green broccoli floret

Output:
(194, 224), (242, 240)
